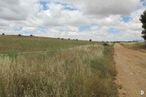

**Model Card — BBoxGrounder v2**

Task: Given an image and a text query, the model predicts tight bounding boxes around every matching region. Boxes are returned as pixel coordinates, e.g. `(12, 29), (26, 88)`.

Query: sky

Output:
(0, 0), (146, 41)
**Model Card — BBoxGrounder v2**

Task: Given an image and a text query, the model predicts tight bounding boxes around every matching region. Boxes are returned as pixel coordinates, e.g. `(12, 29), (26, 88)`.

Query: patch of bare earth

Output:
(114, 44), (146, 97)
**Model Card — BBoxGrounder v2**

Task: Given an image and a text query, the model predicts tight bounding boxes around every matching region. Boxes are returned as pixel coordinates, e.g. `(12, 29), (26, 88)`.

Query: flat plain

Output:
(0, 35), (117, 97)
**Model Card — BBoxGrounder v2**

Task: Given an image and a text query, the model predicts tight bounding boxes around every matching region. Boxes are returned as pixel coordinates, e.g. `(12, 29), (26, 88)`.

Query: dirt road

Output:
(114, 44), (146, 97)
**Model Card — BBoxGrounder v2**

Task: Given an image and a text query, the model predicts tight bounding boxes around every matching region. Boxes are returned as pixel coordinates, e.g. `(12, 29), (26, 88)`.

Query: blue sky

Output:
(120, 16), (132, 23)
(0, 0), (145, 41)
(39, 0), (49, 10)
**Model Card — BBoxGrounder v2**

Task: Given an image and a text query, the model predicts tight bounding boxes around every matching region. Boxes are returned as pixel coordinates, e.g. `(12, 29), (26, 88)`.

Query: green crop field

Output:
(0, 35), (117, 97)
(0, 35), (94, 54)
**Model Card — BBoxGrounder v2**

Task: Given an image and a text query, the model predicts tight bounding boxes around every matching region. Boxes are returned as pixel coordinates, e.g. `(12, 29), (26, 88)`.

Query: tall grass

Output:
(0, 44), (117, 97)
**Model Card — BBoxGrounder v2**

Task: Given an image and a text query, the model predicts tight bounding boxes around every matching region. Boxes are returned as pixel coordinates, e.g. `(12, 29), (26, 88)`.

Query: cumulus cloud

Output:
(65, 0), (139, 16)
(0, 0), (38, 20)
(0, 0), (145, 41)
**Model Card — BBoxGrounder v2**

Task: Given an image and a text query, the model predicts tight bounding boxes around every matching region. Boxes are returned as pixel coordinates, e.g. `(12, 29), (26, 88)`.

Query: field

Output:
(0, 35), (94, 54)
(121, 42), (146, 53)
(0, 36), (117, 97)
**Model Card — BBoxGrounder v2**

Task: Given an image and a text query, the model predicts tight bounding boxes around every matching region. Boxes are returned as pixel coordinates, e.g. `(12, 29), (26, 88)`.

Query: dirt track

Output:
(114, 44), (146, 97)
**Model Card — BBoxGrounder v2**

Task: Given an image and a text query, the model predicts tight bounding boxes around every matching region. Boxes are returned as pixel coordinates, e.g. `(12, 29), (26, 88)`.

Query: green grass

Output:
(0, 36), (117, 97)
(0, 35), (94, 54)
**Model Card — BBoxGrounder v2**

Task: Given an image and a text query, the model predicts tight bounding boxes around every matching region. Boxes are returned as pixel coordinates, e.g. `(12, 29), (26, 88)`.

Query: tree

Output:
(140, 10), (146, 40)
(2, 33), (5, 35)
(18, 34), (21, 36)
(89, 39), (92, 42)
(30, 34), (33, 37)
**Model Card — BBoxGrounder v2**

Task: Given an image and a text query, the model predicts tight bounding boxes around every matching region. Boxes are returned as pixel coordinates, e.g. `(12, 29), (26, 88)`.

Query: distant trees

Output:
(140, 10), (146, 40)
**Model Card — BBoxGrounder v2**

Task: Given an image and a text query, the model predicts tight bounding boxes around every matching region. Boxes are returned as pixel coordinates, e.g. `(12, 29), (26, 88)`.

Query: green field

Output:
(0, 35), (94, 54)
(0, 36), (117, 97)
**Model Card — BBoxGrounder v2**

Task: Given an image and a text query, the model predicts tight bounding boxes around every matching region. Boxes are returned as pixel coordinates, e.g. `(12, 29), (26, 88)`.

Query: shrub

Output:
(103, 42), (109, 46)
(89, 39), (92, 42)
(2, 33), (5, 35)
(30, 34), (33, 37)
(18, 34), (21, 36)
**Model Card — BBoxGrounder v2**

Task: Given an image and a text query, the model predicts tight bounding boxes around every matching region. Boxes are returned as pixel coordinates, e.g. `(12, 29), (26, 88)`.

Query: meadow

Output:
(0, 35), (117, 97)
(0, 35), (94, 54)
(121, 42), (146, 52)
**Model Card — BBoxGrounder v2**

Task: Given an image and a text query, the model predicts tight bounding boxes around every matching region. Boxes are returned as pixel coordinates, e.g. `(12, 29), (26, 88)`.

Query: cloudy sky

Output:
(0, 0), (146, 41)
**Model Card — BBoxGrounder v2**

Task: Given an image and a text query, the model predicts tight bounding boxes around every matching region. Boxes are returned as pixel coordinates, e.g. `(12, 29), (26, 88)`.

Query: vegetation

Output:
(30, 35), (33, 37)
(140, 10), (146, 40)
(2, 33), (5, 35)
(18, 34), (22, 37)
(121, 42), (146, 51)
(0, 36), (117, 97)
(0, 35), (93, 54)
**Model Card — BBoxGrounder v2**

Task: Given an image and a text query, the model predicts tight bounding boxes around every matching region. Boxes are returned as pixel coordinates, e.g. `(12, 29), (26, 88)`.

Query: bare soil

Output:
(114, 44), (146, 97)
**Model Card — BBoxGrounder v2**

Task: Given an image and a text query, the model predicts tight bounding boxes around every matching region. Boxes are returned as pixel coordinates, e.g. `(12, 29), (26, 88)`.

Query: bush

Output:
(2, 33), (5, 35)
(18, 34), (21, 36)
(89, 39), (92, 42)
(103, 42), (109, 46)
(30, 34), (33, 37)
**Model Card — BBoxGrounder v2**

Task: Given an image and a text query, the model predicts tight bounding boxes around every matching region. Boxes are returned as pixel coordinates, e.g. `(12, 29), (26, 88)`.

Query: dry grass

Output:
(0, 44), (117, 97)
(121, 42), (146, 52)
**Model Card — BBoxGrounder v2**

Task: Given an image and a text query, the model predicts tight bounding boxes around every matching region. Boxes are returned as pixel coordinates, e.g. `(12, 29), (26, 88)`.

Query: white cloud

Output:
(0, 0), (38, 20)
(65, 0), (139, 16)
(0, 0), (145, 41)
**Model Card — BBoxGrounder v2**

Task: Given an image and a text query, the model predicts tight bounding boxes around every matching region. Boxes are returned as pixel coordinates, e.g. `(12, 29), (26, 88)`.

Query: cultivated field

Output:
(0, 35), (94, 54)
(0, 36), (117, 97)
(121, 42), (146, 52)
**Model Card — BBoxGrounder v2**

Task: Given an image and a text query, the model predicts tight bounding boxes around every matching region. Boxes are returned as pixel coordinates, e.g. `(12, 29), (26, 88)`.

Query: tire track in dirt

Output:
(114, 43), (146, 97)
